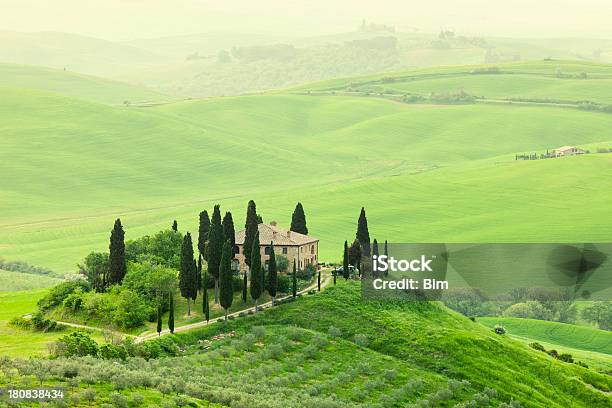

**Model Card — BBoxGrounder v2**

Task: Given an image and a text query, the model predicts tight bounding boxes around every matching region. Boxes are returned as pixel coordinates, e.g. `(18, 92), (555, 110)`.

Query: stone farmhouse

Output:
(552, 146), (585, 157)
(234, 223), (319, 273)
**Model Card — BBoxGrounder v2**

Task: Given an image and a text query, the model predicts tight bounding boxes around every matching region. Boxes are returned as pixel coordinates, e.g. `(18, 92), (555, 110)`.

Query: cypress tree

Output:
(249, 232), (262, 311)
(222, 211), (236, 258)
(267, 241), (277, 303)
(207, 205), (223, 303)
(348, 239), (362, 268)
(197, 255), (203, 292)
(333, 271), (337, 285)
(356, 207), (371, 257)
(242, 272), (248, 303)
(156, 304), (162, 336)
(244, 200), (258, 268)
(168, 293), (175, 334)
(292, 259), (297, 298)
(343, 240), (350, 280)
(219, 240), (233, 321)
(172, 220), (178, 231)
(256, 214), (263, 224)
(203, 271), (210, 324)
(198, 210), (211, 260)
(108, 218), (127, 285)
(384, 240), (389, 277)
(179, 232), (197, 316)
(372, 239), (379, 257)
(317, 270), (321, 291)
(290, 202), (308, 235)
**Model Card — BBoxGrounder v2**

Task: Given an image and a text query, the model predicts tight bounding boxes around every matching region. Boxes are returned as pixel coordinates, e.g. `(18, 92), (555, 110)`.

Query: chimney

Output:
(272, 231), (278, 239)
(286, 230), (291, 238)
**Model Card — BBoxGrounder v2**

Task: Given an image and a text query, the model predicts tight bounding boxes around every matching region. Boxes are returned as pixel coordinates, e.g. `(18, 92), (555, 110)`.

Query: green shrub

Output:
(57, 332), (99, 357)
(529, 342), (546, 352)
(493, 324), (506, 335)
(110, 392), (128, 408)
(63, 288), (85, 311)
(38, 280), (90, 311)
(8, 316), (32, 330)
(328, 326), (342, 338)
(98, 343), (128, 360)
(354, 333), (369, 347)
(558, 353), (574, 363)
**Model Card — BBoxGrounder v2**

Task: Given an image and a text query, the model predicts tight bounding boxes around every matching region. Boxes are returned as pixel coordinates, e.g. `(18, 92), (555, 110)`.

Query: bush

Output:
(276, 275), (291, 293)
(232, 274), (244, 292)
(503, 301), (553, 320)
(8, 316), (32, 330)
(354, 333), (369, 347)
(110, 392), (128, 408)
(56, 332), (99, 357)
(31, 312), (59, 332)
(493, 324), (506, 335)
(328, 326), (342, 338)
(251, 326), (266, 340)
(63, 288), (85, 311)
(529, 342), (546, 352)
(98, 343), (128, 360)
(558, 353), (574, 363)
(38, 280), (90, 311)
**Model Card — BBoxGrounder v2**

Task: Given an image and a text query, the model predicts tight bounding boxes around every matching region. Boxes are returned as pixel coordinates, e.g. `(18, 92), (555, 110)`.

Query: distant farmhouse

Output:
(552, 146), (586, 157)
(234, 223), (319, 272)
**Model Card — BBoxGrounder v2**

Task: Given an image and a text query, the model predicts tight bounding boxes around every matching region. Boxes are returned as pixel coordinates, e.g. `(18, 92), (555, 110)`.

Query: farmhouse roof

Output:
(554, 145), (581, 152)
(235, 223), (318, 246)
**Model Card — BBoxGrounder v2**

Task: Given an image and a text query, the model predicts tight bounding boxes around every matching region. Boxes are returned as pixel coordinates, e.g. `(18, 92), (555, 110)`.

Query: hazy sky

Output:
(2, 0), (612, 40)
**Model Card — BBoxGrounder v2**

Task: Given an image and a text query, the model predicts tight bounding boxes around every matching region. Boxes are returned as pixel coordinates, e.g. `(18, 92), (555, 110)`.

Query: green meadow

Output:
(0, 58), (611, 406)
(2, 60), (612, 275)
(0, 269), (61, 292)
(478, 317), (612, 371)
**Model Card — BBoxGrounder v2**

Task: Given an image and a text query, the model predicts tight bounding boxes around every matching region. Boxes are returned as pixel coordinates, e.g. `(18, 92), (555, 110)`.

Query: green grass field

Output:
(2, 60), (612, 274)
(0, 269), (61, 292)
(0, 289), (101, 357)
(479, 317), (612, 371)
(0, 63), (173, 105)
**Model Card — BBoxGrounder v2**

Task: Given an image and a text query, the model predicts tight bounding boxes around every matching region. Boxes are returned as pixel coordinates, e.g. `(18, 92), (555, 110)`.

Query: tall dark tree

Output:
(249, 232), (263, 311)
(202, 271), (210, 324)
(317, 270), (321, 291)
(292, 259), (297, 298)
(156, 304), (162, 336)
(356, 207), (371, 257)
(197, 255), (203, 292)
(384, 240), (389, 277)
(333, 271), (337, 285)
(179, 233), (197, 316)
(348, 239), (362, 267)
(242, 272), (248, 303)
(108, 218), (127, 285)
(168, 293), (175, 334)
(219, 240), (234, 320)
(198, 210), (211, 260)
(256, 214), (263, 224)
(290, 202), (308, 235)
(172, 220), (178, 232)
(207, 205), (223, 303)
(267, 241), (278, 302)
(343, 240), (350, 280)
(244, 200), (258, 268)
(222, 211), (236, 258)
(372, 239), (379, 257)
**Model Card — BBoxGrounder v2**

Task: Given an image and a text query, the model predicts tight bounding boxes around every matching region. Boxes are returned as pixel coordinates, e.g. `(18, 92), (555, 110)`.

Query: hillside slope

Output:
(152, 282), (612, 407)
(0, 63), (173, 105)
(2, 61), (612, 271)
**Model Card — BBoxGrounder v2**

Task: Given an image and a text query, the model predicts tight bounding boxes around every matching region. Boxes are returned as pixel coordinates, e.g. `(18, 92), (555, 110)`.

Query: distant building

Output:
(552, 146), (585, 157)
(234, 223), (319, 273)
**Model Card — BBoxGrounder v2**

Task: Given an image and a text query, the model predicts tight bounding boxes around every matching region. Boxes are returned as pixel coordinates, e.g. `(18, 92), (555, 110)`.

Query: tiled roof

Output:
(235, 223), (318, 246)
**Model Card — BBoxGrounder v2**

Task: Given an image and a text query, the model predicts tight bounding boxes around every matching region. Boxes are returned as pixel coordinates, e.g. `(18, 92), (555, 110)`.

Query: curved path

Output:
(54, 270), (332, 344)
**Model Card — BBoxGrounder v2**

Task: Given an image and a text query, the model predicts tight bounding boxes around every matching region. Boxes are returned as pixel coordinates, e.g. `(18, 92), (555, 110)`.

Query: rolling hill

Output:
(3, 282), (609, 406)
(1, 60), (612, 273)
(0, 63), (173, 105)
